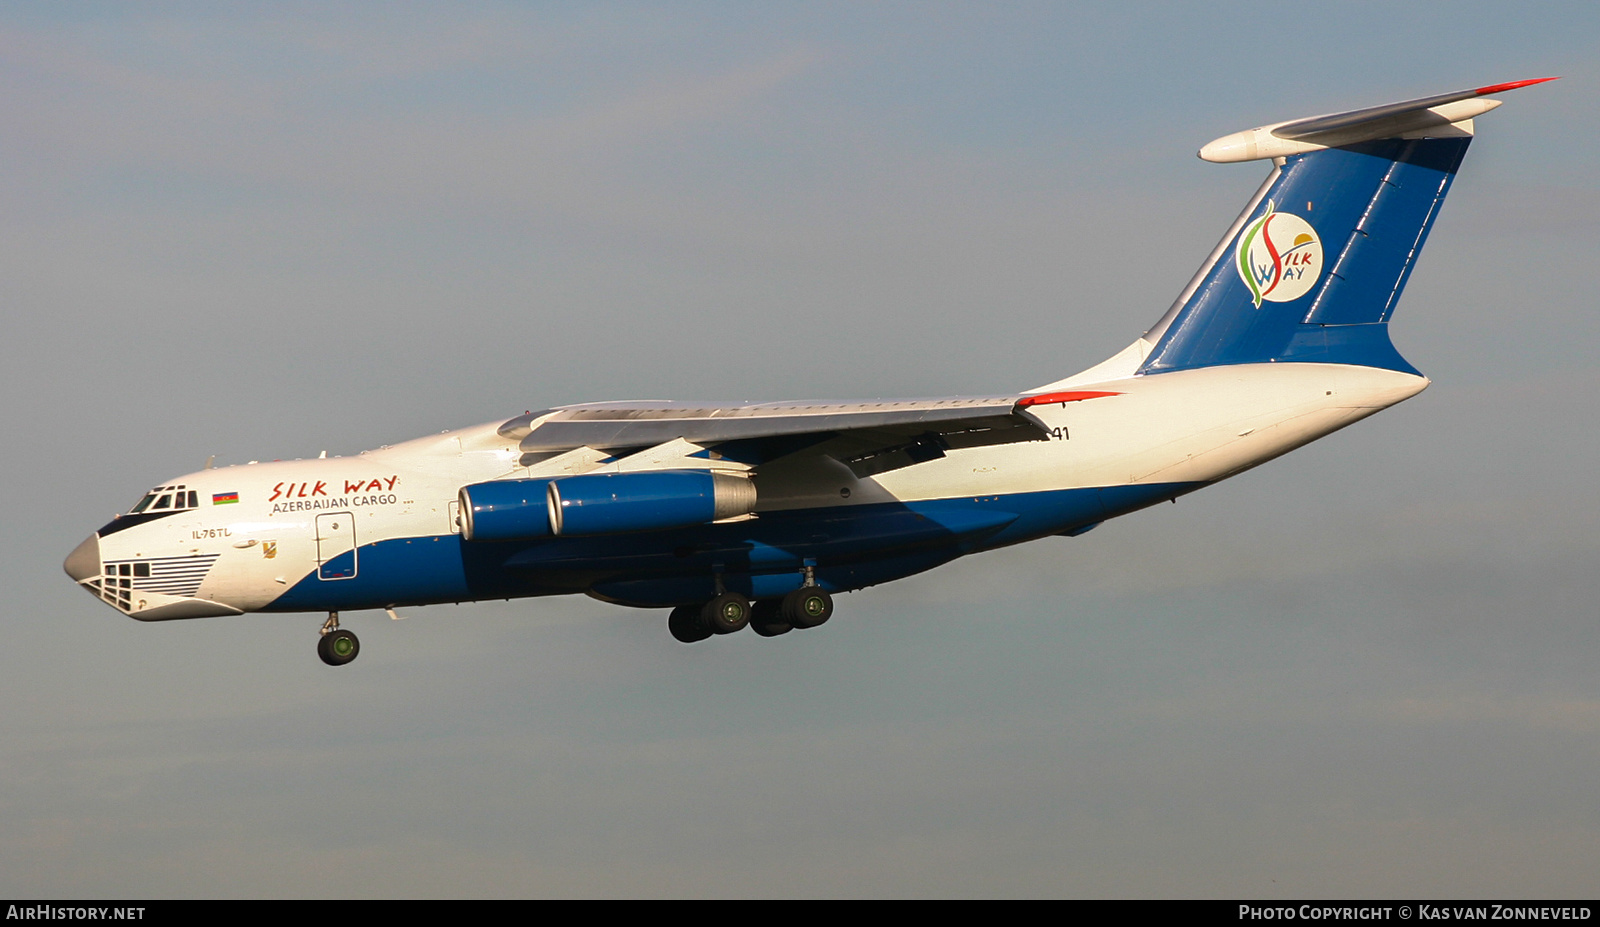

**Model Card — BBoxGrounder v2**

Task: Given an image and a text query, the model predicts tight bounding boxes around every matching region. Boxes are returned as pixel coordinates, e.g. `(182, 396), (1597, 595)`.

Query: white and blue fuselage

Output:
(68, 363), (1425, 618)
(65, 80), (1550, 662)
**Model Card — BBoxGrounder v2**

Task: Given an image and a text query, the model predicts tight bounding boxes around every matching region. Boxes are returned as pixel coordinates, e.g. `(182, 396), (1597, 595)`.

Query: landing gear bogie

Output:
(702, 592), (751, 635)
(666, 587), (835, 643)
(668, 603), (714, 643)
(749, 599), (791, 637)
(782, 587), (833, 629)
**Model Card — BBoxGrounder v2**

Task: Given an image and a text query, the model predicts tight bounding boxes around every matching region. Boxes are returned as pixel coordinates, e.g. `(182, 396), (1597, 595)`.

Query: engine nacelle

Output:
(458, 478), (557, 542)
(458, 470), (756, 541)
(551, 470), (756, 536)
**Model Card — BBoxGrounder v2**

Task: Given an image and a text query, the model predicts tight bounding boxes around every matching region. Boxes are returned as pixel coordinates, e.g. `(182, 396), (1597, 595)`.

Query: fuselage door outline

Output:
(315, 512), (357, 581)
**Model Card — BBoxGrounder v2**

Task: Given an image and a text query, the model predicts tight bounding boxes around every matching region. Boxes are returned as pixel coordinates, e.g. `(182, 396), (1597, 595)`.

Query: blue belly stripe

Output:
(263, 482), (1199, 612)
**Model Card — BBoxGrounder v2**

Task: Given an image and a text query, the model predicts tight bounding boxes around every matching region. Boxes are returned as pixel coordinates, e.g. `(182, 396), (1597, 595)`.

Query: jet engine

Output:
(459, 470), (756, 541)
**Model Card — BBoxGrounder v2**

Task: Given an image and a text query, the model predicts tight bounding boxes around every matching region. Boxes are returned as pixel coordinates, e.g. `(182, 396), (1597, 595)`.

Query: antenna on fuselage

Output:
(204, 455), (215, 469)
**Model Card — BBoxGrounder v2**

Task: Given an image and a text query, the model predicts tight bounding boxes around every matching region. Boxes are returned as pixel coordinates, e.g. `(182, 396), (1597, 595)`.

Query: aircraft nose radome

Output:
(64, 534), (100, 582)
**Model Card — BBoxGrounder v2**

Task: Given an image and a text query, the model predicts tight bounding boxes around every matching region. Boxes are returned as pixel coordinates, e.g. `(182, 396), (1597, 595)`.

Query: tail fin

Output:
(1142, 134), (1468, 375)
(1042, 80), (1553, 388)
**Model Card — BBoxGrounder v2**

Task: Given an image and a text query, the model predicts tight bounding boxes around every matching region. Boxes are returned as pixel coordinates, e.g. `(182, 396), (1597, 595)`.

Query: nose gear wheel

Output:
(317, 612), (361, 666)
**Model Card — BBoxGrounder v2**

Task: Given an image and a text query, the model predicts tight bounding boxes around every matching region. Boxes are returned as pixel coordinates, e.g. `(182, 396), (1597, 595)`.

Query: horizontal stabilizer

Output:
(1200, 78), (1556, 163)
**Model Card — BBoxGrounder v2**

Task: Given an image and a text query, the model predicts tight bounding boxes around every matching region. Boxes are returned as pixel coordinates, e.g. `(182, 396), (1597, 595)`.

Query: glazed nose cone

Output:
(64, 534), (100, 582)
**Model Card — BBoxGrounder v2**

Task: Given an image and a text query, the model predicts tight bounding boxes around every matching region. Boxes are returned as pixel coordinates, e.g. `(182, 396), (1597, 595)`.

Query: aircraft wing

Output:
(497, 391), (1117, 475)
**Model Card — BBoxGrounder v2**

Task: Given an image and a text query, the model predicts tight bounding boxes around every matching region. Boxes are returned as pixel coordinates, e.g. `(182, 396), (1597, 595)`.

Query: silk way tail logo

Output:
(1236, 200), (1323, 307)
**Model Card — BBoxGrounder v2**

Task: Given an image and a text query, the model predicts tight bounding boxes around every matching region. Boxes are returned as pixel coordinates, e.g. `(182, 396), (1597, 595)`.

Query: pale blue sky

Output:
(4, 2), (1598, 897)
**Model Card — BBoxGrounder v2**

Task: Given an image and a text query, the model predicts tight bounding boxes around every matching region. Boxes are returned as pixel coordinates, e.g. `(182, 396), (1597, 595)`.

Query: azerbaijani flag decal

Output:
(212, 492), (239, 505)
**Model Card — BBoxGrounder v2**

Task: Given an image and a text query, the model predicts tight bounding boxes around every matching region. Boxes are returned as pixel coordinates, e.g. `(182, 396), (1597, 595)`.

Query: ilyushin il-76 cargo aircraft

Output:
(66, 79), (1553, 665)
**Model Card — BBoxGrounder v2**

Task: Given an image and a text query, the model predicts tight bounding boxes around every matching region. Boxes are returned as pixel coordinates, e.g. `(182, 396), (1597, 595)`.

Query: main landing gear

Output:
(317, 611), (360, 666)
(667, 586), (834, 644)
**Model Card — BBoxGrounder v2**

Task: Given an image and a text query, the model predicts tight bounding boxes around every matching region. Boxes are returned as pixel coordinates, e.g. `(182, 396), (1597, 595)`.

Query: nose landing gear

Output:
(317, 612), (360, 666)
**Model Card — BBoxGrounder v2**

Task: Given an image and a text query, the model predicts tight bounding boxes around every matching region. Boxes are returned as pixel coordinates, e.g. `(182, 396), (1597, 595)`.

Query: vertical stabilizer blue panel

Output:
(1141, 137), (1469, 375)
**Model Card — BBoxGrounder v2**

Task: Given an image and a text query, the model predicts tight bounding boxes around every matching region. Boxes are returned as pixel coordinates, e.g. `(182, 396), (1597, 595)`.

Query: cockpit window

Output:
(126, 484), (196, 515)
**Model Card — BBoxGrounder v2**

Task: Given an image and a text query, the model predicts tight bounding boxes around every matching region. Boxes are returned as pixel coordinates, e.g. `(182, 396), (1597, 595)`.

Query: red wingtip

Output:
(1475, 77), (1560, 96)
